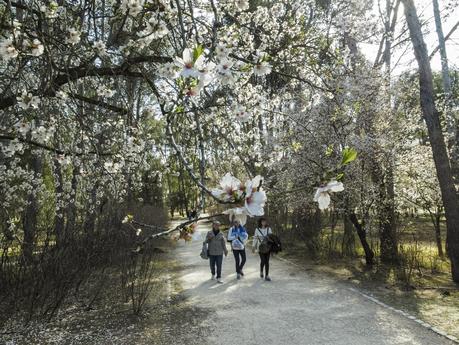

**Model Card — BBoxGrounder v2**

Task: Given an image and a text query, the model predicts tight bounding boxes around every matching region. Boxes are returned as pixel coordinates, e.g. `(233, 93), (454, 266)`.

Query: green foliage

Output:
(193, 45), (204, 61)
(325, 145), (334, 156)
(341, 147), (358, 166)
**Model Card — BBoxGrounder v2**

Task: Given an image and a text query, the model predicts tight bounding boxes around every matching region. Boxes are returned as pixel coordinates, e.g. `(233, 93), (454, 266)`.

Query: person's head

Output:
(258, 218), (268, 228)
(212, 220), (221, 231)
(233, 219), (241, 227)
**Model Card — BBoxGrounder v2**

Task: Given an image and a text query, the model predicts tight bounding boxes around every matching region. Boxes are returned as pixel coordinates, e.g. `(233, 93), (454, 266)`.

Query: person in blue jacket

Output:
(227, 219), (249, 279)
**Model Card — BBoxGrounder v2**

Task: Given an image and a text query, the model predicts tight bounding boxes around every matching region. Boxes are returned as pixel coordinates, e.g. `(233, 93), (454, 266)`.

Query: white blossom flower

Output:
(157, 61), (180, 79)
(31, 125), (54, 142)
(211, 172), (243, 201)
(138, 17), (169, 42)
(2, 139), (24, 157)
(66, 28), (81, 45)
(184, 84), (203, 97)
(313, 180), (345, 210)
(136, 228), (142, 236)
(40, 1), (59, 18)
(142, 108), (155, 117)
(245, 190), (266, 216)
(235, 0), (250, 11)
(198, 61), (215, 87)
(57, 155), (72, 166)
(14, 121), (31, 136)
(12, 19), (21, 29)
(244, 175), (266, 216)
(104, 161), (123, 173)
(56, 90), (68, 99)
(17, 90), (40, 109)
(233, 104), (251, 122)
(216, 58), (235, 85)
(93, 40), (107, 56)
(253, 61), (272, 76)
(121, 0), (145, 16)
(0, 37), (19, 60)
(97, 86), (115, 98)
(29, 39), (44, 56)
(215, 44), (230, 58)
(175, 48), (205, 78)
(220, 175), (266, 224)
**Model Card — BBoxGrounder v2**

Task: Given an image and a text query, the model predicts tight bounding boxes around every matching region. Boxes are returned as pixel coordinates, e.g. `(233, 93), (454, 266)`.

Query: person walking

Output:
(205, 220), (228, 283)
(227, 220), (248, 280)
(252, 218), (273, 281)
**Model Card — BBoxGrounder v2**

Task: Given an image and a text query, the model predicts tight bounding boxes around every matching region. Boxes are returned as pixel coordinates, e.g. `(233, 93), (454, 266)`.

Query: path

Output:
(173, 220), (455, 345)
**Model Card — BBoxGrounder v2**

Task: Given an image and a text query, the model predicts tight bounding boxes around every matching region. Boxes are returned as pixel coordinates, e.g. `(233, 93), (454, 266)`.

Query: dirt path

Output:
(173, 220), (456, 345)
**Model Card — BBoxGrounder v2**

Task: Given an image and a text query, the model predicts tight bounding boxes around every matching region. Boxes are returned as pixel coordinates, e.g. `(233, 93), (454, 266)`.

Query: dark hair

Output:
(258, 218), (268, 228)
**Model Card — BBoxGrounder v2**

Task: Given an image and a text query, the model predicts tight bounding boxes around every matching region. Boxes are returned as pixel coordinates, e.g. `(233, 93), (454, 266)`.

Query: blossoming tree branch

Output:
(0, 0), (359, 244)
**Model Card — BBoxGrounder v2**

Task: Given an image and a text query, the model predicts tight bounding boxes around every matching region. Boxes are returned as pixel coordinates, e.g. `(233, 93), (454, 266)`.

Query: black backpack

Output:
(267, 234), (282, 254)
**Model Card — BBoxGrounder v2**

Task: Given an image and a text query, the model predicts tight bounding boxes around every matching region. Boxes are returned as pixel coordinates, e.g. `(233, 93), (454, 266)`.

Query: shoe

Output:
(260, 271), (264, 279)
(217, 278), (223, 284)
(265, 276), (272, 282)
(237, 273), (241, 280)
(240, 270), (244, 276)
(211, 275), (215, 280)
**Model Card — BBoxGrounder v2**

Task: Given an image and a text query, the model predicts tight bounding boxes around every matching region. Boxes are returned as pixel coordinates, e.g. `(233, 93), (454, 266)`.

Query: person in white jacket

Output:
(252, 218), (273, 281)
(227, 220), (248, 280)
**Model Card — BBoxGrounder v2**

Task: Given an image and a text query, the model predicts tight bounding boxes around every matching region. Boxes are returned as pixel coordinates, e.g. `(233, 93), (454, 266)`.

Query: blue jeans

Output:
(209, 255), (223, 278)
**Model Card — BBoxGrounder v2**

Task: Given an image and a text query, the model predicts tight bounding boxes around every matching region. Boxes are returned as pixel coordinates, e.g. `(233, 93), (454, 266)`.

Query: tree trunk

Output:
(84, 183), (98, 235)
(349, 213), (374, 266)
(53, 158), (65, 246)
(432, 0), (455, 143)
(342, 199), (356, 257)
(301, 209), (322, 258)
(379, 0), (398, 265)
(402, 0), (459, 282)
(371, 163), (398, 264)
(432, 0), (459, 182)
(22, 153), (42, 263)
(65, 166), (79, 238)
(381, 161), (398, 263)
(434, 212), (444, 258)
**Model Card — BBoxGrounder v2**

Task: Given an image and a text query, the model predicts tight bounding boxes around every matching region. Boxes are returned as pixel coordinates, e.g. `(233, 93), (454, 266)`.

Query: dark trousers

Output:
(209, 255), (223, 278)
(259, 252), (270, 276)
(233, 249), (246, 273)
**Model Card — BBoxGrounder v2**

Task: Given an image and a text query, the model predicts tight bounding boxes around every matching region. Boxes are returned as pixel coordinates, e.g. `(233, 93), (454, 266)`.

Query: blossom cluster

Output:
(212, 173), (266, 225)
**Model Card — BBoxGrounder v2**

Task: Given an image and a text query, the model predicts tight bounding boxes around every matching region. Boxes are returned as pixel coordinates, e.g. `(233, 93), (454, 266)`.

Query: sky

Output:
(361, 0), (459, 75)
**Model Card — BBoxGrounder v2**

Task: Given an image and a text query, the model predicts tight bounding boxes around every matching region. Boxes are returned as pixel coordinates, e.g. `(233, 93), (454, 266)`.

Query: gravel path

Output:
(174, 220), (455, 345)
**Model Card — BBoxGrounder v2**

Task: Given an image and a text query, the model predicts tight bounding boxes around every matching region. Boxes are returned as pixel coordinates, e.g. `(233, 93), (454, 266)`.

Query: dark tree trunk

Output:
(53, 159), (65, 246)
(301, 209), (322, 258)
(349, 213), (374, 266)
(403, 0), (459, 282)
(434, 213), (444, 258)
(371, 163), (398, 264)
(22, 153), (42, 263)
(84, 183), (98, 235)
(381, 164), (398, 264)
(342, 199), (356, 257)
(65, 166), (79, 239)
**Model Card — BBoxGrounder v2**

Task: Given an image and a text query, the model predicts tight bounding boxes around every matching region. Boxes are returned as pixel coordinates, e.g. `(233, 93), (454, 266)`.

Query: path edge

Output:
(274, 256), (459, 344)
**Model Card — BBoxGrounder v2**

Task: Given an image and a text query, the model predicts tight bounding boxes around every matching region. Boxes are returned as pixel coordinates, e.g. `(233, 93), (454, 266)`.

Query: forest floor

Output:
(0, 235), (206, 345)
